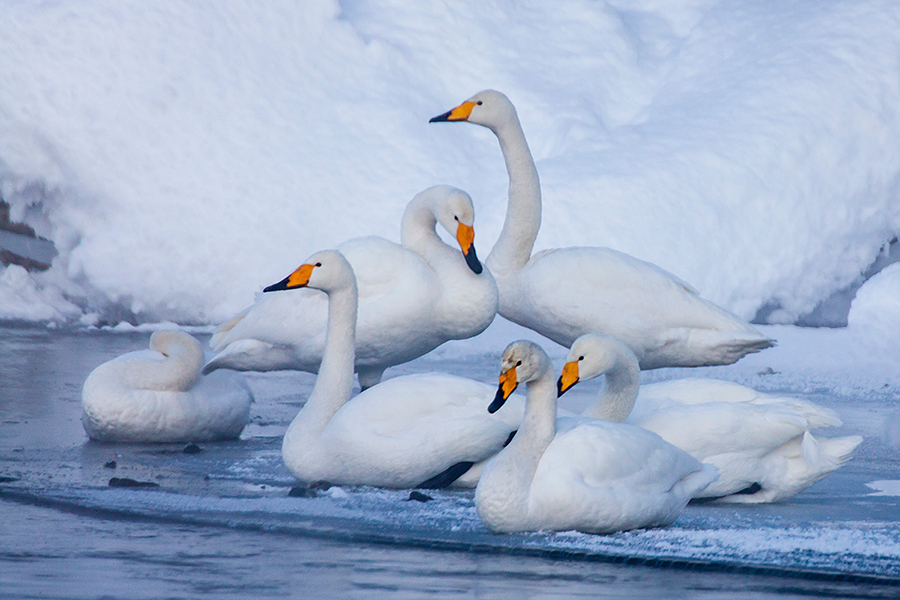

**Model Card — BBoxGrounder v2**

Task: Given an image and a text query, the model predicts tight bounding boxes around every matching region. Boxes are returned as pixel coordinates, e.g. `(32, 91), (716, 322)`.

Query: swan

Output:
(557, 333), (863, 503)
(203, 185), (498, 389)
(431, 90), (774, 368)
(81, 330), (252, 443)
(273, 249), (523, 488)
(475, 340), (717, 534)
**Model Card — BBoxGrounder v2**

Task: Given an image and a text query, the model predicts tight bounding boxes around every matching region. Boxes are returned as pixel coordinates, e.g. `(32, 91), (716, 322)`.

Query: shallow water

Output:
(1, 326), (899, 599)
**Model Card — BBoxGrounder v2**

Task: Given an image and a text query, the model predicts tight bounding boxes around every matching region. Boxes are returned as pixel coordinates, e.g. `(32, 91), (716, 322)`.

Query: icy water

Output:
(1, 326), (899, 599)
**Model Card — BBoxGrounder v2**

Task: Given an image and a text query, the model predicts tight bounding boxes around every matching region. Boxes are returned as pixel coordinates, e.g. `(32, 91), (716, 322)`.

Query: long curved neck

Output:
(285, 281), (358, 440)
(505, 366), (558, 483)
(400, 195), (444, 262)
(582, 354), (641, 423)
(485, 116), (541, 275)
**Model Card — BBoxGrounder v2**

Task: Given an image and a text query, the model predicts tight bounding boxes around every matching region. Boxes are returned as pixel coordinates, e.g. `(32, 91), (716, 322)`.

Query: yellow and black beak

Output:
(264, 263), (316, 293)
(557, 361), (580, 397)
(456, 221), (483, 274)
(430, 100), (477, 123)
(489, 366), (518, 413)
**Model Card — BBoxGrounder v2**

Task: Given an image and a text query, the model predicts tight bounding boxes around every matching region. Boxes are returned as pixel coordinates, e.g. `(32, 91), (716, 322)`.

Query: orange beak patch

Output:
(429, 100), (477, 123)
(557, 361), (580, 397)
(264, 263), (315, 293)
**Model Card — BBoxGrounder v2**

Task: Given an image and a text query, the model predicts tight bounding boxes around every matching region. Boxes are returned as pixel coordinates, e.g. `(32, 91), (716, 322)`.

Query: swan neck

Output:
(485, 118), (541, 275)
(400, 194), (439, 256)
(508, 370), (557, 468)
(286, 282), (358, 439)
(582, 355), (640, 423)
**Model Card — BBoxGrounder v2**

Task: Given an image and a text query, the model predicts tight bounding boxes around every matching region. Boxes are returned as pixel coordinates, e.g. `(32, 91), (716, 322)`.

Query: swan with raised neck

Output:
(475, 339), (716, 534)
(270, 249), (520, 488)
(431, 90), (774, 369)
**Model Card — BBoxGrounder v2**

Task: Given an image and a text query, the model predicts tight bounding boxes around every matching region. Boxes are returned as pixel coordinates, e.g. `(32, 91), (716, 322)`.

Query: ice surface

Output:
(1, 1), (899, 327)
(1, 325), (898, 584)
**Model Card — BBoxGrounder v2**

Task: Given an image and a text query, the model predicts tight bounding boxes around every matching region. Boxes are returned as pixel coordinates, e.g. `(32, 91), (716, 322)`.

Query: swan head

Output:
(148, 329), (202, 358)
(558, 333), (638, 397)
(489, 339), (550, 413)
(263, 249), (355, 295)
(414, 184), (483, 274)
(429, 90), (517, 131)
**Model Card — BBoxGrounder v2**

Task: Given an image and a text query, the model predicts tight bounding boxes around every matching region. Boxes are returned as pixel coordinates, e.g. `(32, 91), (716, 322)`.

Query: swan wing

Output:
(507, 247), (771, 367)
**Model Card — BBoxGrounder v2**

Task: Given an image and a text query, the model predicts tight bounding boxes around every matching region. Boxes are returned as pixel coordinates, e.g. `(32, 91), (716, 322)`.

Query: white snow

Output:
(0, 1), (899, 333)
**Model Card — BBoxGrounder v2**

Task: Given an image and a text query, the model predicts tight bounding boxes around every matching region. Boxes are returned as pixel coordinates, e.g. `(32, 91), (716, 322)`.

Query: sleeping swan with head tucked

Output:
(82, 330), (252, 442)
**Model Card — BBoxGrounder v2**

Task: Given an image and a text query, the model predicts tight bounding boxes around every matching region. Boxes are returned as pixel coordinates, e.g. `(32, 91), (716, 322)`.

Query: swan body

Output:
(475, 340), (716, 534)
(559, 333), (863, 502)
(204, 185), (498, 388)
(276, 249), (522, 488)
(81, 330), (252, 442)
(431, 90), (773, 368)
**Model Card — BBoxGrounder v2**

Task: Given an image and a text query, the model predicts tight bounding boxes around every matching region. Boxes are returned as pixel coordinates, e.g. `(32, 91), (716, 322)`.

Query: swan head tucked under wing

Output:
(403, 185), (483, 274)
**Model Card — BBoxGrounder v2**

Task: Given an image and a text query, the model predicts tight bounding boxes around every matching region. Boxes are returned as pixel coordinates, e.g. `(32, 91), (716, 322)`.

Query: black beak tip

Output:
(465, 248), (483, 274)
(429, 110), (451, 123)
(263, 278), (289, 293)
(488, 386), (506, 414)
(556, 378), (565, 398)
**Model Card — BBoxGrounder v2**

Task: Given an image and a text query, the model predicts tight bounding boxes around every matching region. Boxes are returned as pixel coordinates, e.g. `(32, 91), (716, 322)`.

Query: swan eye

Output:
(476, 101), (483, 105)
(315, 262), (322, 267)
(578, 356), (584, 361)
(516, 360), (522, 367)
(454, 215), (459, 221)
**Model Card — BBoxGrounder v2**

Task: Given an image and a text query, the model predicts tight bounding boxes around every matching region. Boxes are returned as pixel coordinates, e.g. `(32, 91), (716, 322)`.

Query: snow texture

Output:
(1, 1), (899, 330)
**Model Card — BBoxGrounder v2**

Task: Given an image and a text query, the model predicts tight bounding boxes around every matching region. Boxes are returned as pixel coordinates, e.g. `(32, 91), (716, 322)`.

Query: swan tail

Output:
(201, 338), (289, 375)
(717, 433), (863, 504)
(675, 463), (719, 500)
(209, 307), (252, 351)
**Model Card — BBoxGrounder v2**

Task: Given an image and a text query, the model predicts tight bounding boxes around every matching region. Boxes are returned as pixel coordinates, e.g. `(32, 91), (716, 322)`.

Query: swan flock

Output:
(80, 90), (860, 536)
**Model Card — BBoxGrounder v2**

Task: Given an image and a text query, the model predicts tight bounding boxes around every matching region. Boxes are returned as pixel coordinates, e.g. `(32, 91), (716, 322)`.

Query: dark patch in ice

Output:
(104, 460), (117, 469)
(408, 491), (433, 502)
(0, 476), (19, 483)
(108, 477), (160, 488)
(288, 481), (332, 497)
(182, 443), (202, 455)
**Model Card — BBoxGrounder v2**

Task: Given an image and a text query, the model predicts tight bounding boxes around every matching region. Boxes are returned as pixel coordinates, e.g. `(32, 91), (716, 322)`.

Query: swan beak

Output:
(429, 100), (477, 123)
(456, 222), (483, 274)
(557, 361), (580, 398)
(263, 263), (315, 292)
(489, 367), (518, 413)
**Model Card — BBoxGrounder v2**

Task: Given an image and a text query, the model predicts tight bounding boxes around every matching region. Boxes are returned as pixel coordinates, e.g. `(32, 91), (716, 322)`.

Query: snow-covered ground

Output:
(1, 1), (899, 328)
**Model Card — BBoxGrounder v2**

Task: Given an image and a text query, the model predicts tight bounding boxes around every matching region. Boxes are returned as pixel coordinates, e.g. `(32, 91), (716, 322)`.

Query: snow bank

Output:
(1, 0), (899, 328)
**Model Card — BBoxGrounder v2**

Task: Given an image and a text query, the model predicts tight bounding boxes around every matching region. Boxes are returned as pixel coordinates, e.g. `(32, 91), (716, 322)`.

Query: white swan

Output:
(81, 330), (252, 443)
(274, 249), (523, 488)
(558, 333), (863, 503)
(431, 90), (774, 368)
(475, 340), (717, 534)
(203, 185), (498, 389)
